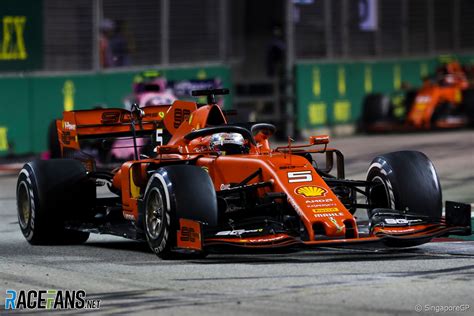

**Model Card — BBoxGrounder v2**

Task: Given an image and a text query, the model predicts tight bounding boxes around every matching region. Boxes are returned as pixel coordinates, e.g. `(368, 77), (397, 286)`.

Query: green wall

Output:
(296, 55), (474, 129)
(0, 65), (231, 155)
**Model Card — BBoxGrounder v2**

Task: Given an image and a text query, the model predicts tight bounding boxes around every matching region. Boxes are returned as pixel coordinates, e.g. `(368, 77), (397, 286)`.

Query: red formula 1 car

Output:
(361, 61), (474, 132)
(17, 89), (471, 259)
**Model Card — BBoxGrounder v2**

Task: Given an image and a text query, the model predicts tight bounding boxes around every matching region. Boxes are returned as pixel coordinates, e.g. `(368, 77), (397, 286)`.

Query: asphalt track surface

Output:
(0, 130), (473, 315)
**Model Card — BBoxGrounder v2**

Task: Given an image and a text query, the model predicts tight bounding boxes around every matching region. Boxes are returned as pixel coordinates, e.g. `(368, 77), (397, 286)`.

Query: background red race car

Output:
(361, 61), (474, 132)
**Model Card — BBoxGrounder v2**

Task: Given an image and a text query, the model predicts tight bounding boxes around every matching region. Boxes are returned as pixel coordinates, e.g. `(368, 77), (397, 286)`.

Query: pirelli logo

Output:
(312, 207), (339, 213)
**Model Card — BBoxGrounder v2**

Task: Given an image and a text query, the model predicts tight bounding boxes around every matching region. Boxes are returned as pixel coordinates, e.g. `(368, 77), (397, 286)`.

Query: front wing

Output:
(177, 201), (472, 251)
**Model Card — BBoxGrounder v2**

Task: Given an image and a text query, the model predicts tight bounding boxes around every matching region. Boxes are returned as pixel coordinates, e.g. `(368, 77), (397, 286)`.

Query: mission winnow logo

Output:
(4, 289), (101, 310)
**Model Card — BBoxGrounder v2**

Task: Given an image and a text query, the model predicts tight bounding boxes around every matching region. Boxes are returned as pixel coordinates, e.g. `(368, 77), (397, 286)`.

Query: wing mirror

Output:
(309, 135), (329, 145)
(251, 123), (277, 139)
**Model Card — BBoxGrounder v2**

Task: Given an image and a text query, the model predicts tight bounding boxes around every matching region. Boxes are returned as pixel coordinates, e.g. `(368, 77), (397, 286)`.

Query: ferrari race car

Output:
(17, 89), (471, 259)
(361, 61), (474, 132)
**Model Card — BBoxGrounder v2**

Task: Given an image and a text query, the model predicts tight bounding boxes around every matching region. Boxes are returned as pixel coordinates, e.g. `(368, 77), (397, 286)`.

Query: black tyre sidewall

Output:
(16, 160), (93, 244)
(143, 176), (175, 258)
(461, 88), (474, 125)
(367, 151), (442, 219)
(48, 120), (61, 158)
(403, 89), (418, 114)
(17, 164), (45, 242)
(366, 166), (395, 213)
(142, 165), (218, 259)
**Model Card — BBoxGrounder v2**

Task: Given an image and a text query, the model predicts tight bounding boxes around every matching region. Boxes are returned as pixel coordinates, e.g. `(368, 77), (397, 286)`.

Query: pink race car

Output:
(113, 73), (177, 161)
(123, 72), (177, 110)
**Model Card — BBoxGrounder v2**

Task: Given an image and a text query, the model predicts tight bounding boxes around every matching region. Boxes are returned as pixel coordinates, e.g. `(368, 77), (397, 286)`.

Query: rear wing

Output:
(57, 100), (197, 151)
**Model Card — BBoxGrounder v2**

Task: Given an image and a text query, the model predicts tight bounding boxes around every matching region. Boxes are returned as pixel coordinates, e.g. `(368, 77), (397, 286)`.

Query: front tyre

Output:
(143, 165), (217, 259)
(366, 151), (442, 219)
(143, 177), (175, 259)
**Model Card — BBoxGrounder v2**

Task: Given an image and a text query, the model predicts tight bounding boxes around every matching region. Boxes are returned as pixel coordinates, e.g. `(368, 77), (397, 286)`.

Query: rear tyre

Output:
(461, 88), (474, 125)
(403, 89), (418, 114)
(48, 120), (61, 158)
(16, 159), (95, 245)
(366, 151), (442, 219)
(143, 165), (217, 259)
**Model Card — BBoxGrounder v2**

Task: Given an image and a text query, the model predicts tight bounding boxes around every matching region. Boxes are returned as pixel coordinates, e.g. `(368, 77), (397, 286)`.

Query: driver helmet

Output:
(209, 133), (247, 155)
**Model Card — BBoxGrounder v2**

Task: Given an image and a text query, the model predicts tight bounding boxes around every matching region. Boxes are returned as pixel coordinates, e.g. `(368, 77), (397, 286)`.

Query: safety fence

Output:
(5, 0), (474, 73)
(1, 0), (227, 72)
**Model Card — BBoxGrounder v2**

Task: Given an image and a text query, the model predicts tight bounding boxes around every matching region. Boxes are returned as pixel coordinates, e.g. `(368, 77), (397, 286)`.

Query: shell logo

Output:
(295, 186), (327, 197)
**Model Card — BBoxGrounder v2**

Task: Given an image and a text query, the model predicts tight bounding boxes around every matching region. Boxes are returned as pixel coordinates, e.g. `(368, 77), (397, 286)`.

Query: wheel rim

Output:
(146, 187), (165, 239)
(17, 181), (31, 229)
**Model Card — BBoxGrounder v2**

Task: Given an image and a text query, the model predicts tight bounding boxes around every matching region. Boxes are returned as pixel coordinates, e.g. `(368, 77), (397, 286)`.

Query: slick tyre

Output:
(48, 120), (61, 159)
(461, 88), (474, 125)
(143, 165), (217, 259)
(366, 151), (442, 219)
(16, 159), (94, 245)
(403, 89), (418, 114)
(143, 176), (175, 259)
